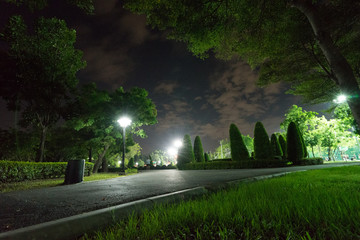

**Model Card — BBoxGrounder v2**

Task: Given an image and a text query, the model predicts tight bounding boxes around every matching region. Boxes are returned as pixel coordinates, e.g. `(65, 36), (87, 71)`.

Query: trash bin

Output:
(64, 159), (85, 184)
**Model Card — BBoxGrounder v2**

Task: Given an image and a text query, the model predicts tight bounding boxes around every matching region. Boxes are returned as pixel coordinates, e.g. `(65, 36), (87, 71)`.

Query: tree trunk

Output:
(93, 144), (110, 173)
(36, 126), (47, 162)
(291, 0), (360, 130)
(88, 146), (92, 162)
(14, 98), (20, 160)
(311, 146), (315, 158)
(102, 157), (108, 172)
(327, 146), (332, 161)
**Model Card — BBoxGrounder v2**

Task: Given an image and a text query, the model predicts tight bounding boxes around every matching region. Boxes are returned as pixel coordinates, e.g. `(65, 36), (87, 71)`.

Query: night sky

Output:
(0, 0), (327, 154)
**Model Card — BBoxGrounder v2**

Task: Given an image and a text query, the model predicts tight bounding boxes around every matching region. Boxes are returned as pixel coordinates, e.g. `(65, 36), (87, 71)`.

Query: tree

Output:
(280, 105), (318, 134)
(271, 134), (283, 157)
(287, 122), (304, 164)
(150, 149), (171, 166)
(1, 16), (86, 162)
(70, 83), (157, 173)
(177, 134), (195, 166)
(229, 123), (249, 162)
(253, 122), (272, 160)
(334, 103), (359, 135)
(204, 152), (210, 162)
(125, 0), (360, 131)
(3, 0), (94, 14)
(193, 136), (205, 162)
(278, 134), (287, 158)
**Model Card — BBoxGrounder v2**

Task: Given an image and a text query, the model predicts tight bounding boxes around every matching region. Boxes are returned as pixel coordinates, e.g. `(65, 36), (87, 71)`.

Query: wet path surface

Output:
(0, 162), (358, 232)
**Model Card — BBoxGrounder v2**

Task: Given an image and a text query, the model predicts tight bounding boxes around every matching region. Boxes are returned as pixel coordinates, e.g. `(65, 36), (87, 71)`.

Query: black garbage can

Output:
(64, 159), (85, 184)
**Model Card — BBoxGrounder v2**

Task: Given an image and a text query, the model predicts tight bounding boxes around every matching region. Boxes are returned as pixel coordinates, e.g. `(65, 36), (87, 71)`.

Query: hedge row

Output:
(297, 157), (324, 165)
(0, 161), (94, 183)
(177, 157), (326, 170)
(178, 159), (290, 170)
(138, 165), (177, 170)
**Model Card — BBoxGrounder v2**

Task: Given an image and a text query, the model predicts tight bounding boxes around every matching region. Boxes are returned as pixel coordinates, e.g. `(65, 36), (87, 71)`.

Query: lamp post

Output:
(117, 116), (132, 174)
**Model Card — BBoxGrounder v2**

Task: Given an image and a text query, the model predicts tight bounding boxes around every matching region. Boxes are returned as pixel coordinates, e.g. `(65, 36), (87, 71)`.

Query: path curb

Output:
(0, 170), (304, 240)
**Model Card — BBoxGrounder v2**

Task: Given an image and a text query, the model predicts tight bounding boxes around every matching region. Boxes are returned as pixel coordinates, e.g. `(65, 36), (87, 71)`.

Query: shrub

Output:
(128, 158), (135, 168)
(85, 162), (94, 176)
(254, 122), (272, 160)
(204, 153), (210, 162)
(177, 134), (195, 166)
(125, 168), (138, 174)
(138, 165), (177, 170)
(278, 134), (287, 158)
(178, 158), (288, 170)
(252, 158), (289, 168)
(298, 157), (324, 165)
(0, 161), (94, 182)
(194, 136), (205, 162)
(271, 134), (283, 157)
(211, 158), (232, 162)
(287, 122), (305, 165)
(178, 160), (252, 170)
(229, 123), (249, 163)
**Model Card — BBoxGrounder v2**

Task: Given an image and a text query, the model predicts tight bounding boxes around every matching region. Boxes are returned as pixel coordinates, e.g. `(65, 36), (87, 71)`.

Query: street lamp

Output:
(173, 139), (183, 148)
(333, 94), (347, 104)
(117, 116), (132, 174)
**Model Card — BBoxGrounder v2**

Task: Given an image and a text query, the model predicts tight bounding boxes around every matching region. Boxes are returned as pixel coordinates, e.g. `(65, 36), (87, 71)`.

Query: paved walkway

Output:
(0, 162), (358, 233)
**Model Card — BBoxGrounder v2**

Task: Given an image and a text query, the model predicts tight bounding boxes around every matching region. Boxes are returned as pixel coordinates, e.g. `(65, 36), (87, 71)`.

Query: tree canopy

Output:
(125, 0), (360, 130)
(1, 15), (86, 162)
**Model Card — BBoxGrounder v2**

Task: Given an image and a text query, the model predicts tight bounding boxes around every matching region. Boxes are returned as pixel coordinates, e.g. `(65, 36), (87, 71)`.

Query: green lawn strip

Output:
(87, 166), (360, 240)
(0, 173), (124, 193)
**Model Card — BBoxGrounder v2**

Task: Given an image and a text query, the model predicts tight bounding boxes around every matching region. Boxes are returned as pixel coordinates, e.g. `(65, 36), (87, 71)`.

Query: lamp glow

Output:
(334, 95), (347, 104)
(173, 139), (183, 148)
(167, 147), (177, 156)
(117, 116), (132, 128)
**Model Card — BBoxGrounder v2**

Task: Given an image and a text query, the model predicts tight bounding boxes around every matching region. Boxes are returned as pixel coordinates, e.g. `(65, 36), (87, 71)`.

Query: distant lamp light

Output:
(167, 147), (177, 156)
(173, 139), (183, 148)
(334, 95), (347, 104)
(117, 116), (132, 128)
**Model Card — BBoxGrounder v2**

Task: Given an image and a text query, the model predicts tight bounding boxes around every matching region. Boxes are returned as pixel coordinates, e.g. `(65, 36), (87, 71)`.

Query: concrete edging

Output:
(0, 171), (303, 240)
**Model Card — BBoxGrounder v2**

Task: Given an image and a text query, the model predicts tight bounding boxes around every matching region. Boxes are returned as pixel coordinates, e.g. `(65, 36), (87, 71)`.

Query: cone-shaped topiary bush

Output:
(254, 122), (272, 160)
(299, 129), (308, 158)
(194, 136), (205, 162)
(229, 123), (249, 162)
(278, 134), (287, 158)
(177, 134), (195, 166)
(204, 152), (210, 162)
(287, 122), (304, 164)
(271, 134), (283, 157)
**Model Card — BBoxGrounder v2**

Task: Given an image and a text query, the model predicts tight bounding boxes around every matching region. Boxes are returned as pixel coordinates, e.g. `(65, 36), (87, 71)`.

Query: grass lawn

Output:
(0, 173), (125, 193)
(86, 166), (360, 240)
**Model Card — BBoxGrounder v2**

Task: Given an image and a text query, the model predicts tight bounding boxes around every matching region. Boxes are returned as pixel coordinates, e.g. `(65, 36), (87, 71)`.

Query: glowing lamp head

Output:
(334, 95), (347, 104)
(173, 139), (183, 148)
(117, 116), (132, 128)
(167, 147), (177, 156)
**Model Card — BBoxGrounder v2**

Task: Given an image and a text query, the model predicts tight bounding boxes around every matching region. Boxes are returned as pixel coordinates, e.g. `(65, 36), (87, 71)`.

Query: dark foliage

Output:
(287, 122), (305, 164)
(204, 153), (210, 162)
(254, 122), (272, 160)
(278, 134), (287, 158)
(271, 134), (283, 157)
(229, 123), (250, 162)
(177, 134), (195, 166)
(194, 136), (205, 162)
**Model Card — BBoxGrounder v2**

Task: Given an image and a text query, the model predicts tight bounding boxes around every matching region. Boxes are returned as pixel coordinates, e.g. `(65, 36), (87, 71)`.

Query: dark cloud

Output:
(153, 81), (179, 95)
